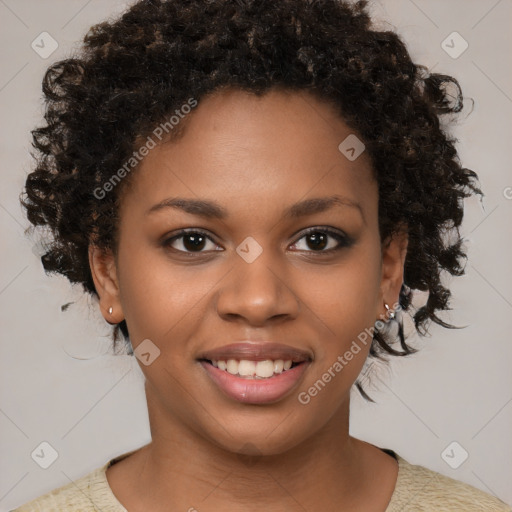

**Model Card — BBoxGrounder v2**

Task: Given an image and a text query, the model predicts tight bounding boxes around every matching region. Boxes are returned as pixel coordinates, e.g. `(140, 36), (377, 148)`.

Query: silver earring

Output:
(108, 306), (113, 315)
(384, 303), (395, 320)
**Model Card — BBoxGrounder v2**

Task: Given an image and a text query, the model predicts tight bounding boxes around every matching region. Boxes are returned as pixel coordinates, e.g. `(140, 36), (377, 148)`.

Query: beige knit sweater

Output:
(11, 449), (512, 511)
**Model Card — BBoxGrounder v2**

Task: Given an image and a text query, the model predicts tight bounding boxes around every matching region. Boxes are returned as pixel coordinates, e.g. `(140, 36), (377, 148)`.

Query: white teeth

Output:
(238, 360), (256, 376)
(256, 360), (274, 378)
(210, 358), (295, 378)
(274, 360), (284, 373)
(226, 359), (238, 375)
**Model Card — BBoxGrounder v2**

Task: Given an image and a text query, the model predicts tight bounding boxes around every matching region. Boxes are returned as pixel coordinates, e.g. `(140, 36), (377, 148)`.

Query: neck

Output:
(130, 387), (373, 511)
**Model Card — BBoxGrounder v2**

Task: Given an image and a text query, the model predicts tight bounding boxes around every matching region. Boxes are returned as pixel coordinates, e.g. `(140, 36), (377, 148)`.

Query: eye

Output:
(162, 227), (353, 255)
(162, 229), (221, 253)
(289, 227), (353, 253)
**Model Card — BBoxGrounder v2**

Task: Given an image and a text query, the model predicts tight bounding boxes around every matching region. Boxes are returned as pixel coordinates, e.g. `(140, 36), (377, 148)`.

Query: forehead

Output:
(121, 88), (377, 223)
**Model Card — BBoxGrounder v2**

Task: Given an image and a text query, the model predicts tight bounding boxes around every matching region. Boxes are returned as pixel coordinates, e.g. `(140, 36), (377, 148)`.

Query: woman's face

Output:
(90, 88), (406, 455)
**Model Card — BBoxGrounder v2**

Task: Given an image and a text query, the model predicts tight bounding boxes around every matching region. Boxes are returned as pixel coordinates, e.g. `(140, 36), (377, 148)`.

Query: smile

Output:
(197, 341), (313, 404)
(210, 358), (295, 378)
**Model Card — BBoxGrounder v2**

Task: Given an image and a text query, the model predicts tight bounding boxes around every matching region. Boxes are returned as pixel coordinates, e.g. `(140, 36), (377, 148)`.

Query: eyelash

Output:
(162, 227), (353, 255)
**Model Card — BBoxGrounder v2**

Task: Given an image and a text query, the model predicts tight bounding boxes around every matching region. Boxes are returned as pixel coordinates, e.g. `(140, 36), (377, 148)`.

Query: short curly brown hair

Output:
(20, 0), (482, 400)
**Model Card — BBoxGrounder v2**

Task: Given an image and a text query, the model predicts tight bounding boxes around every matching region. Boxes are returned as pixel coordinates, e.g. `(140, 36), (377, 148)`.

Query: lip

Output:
(200, 359), (311, 404)
(198, 342), (313, 363)
(197, 342), (313, 404)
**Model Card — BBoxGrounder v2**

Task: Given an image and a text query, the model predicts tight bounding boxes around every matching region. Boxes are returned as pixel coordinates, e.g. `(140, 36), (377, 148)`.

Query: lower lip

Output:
(199, 361), (310, 404)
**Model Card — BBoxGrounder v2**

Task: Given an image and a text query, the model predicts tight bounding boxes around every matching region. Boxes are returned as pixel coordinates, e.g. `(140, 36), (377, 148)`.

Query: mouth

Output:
(200, 357), (303, 378)
(197, 342), (312, 404)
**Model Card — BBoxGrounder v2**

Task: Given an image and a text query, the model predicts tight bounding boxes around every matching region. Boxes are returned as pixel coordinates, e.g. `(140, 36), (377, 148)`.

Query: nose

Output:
(215, 248), (300, 326)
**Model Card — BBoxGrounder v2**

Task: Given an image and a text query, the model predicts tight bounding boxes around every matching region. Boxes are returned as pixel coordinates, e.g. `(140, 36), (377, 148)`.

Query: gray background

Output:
(1, 0), (511, 510)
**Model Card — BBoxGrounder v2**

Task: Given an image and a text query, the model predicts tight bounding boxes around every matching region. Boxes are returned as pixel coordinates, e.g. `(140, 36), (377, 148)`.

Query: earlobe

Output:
(379, 226), (408, 314)
(88, 245), (124, 323)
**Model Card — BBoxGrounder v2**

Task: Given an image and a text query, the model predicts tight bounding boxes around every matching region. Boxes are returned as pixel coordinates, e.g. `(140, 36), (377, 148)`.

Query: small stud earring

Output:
(108, 306), (113, 315)
(384, 303), (395, 320)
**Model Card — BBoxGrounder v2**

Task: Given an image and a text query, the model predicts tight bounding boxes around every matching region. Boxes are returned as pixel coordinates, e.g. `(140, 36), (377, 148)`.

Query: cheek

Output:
(294, 246), (381, 402)
(116, 238), (214, 351)
(304, 249), (381, 348)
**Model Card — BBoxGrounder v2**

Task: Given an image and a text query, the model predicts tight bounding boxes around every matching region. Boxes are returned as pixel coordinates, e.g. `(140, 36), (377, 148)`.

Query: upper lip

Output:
(198, 342), (313, 363)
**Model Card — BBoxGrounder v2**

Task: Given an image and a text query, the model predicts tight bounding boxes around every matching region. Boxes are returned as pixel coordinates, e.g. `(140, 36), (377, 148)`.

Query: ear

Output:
(88, 245), (124, 324)
(378, 224), (408, 318)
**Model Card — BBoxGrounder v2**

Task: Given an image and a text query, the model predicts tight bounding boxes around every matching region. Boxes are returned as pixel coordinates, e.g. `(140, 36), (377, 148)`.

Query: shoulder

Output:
(10, 453), (133, 512)
(387, 452), (512, 512)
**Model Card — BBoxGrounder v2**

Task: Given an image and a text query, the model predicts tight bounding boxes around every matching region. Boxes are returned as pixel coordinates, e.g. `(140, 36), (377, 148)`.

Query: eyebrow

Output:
(146, 195), (363, 221)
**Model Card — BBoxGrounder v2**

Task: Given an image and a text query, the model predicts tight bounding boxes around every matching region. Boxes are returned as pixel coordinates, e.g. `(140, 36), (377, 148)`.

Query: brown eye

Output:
(304, 231), (329, 250)
(290, 227), (353, 253)
(163, 230), (220, 253)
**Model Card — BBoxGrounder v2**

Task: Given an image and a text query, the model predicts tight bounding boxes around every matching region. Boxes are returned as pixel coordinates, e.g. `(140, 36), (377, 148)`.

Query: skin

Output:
(89, 88), (408, 512)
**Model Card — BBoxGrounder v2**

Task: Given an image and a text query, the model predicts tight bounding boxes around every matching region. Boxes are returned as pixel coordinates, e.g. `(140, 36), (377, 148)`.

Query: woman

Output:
(14, 0), (511, 510)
